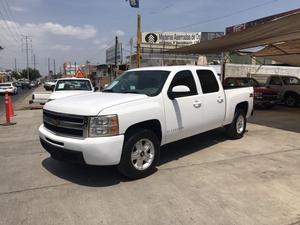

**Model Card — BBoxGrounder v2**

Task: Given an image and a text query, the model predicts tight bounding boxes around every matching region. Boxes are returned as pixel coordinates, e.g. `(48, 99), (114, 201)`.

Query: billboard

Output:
(142, 32), (202, 46)
(226, 8), (300, 34)
(106, 43), (123, 64)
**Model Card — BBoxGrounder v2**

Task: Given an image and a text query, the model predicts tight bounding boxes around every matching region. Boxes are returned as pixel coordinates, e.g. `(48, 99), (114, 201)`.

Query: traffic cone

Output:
(0, 91), (16, 126)
(8, 95), (15, 117)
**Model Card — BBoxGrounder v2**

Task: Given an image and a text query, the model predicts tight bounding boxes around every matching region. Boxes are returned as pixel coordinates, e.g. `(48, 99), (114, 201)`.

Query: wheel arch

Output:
(124, 119), (162, 144)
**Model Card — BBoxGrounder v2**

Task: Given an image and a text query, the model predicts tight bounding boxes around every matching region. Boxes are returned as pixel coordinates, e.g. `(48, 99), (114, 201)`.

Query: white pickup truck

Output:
(30, 78), (95, 105)
(39, 66), (254, 179)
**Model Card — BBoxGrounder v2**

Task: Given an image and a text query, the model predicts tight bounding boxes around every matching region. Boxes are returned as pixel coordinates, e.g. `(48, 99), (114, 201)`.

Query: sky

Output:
(0, 0), (299, 75)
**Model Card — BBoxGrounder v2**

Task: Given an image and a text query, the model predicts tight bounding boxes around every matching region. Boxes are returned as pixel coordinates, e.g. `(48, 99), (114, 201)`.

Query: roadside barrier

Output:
(0, 91), (16, 126)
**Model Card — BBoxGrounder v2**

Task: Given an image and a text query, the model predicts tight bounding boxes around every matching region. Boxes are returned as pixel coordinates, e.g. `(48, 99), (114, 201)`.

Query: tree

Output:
(20, 68), (41, 80)
(11, 71), (21, 80)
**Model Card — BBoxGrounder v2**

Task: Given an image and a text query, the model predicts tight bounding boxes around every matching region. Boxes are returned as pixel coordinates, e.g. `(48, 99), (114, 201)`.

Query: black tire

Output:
(285, 94), (297, 107)
(225, 109), (246, 139)
(118, 128), (160, 179)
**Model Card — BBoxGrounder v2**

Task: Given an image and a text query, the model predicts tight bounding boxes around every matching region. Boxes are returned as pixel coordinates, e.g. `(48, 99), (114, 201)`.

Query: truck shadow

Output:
(42, 128), (227, 187)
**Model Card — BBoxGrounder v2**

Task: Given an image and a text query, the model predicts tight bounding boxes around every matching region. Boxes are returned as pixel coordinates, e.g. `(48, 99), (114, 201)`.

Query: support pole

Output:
(137, 14), (141, 68)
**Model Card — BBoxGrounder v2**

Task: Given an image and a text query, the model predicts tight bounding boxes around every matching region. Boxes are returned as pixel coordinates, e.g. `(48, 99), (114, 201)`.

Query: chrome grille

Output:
(43, 110), (87, 138)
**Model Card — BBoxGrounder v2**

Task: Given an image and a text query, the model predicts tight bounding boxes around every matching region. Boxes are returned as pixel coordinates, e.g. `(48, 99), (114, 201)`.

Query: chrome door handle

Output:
(193, 101), (201, 108)
(217, 97), (224, 103)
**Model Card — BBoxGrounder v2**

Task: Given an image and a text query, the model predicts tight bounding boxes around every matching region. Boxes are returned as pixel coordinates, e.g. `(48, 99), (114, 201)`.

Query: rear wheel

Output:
(225, 109), (246, 139)
(285, 94), (297, 107)
(118, 128), (160, 179)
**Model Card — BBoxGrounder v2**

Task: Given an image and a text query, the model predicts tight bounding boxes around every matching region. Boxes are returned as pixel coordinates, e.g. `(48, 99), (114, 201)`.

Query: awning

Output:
(168, 11), (300, 55)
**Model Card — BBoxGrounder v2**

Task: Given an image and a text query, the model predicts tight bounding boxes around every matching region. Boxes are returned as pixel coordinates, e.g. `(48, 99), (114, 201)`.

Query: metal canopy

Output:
(168, 11), (300, 55)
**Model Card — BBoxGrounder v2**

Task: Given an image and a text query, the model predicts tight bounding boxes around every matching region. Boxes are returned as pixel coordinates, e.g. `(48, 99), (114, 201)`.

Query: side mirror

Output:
(168, 85), (191, 100)
(50, 85), (55, 92)
(94, 87), (99, 92)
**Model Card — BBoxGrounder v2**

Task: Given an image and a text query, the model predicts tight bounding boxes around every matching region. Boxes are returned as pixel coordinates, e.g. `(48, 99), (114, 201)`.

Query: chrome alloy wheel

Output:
(131, 139), (155, 171)
(236, 115), (245, 134)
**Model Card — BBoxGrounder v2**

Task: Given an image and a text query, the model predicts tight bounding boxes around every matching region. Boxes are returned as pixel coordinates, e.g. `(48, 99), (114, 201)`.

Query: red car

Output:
(224, 77), (279, 108)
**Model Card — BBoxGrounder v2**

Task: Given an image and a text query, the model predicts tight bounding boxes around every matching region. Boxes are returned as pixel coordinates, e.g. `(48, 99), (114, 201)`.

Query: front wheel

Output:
(118, 128), (160, 179)
(225, 109), (246, 139)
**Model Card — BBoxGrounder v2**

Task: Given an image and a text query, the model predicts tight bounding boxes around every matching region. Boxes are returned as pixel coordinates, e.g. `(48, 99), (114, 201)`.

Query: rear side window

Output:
(169, 70), (197, 96)
(196, 70), (219, 94)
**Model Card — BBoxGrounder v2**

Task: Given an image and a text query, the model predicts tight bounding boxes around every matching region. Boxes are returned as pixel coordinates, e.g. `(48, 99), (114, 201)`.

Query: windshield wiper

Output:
(102, 89), (114, 93)
(121, 91), (142, 94)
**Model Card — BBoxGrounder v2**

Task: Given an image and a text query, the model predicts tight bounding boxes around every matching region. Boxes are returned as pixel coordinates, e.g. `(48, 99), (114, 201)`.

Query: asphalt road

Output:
(0, 87), (35, 116)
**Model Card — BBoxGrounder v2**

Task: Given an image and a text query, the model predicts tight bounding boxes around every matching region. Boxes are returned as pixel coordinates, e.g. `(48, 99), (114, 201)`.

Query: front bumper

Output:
(39, 124), (124, 166)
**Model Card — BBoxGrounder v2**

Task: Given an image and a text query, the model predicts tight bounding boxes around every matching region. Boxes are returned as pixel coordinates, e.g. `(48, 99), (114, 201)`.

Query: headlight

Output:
(89, 115), (119, 137)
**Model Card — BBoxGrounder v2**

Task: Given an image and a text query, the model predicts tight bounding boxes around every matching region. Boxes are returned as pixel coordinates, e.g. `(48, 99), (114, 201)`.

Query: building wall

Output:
(225, 63), (300, 83)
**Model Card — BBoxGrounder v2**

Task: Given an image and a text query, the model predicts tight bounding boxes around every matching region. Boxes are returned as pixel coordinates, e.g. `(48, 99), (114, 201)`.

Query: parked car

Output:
(44, 80), (57, 91)
(266, 75), (300, 107)
(0, 82), (18, 95)
(30, 78), (96, 105)
(39, 66), (254, 179)
(224, 77), (279, 108)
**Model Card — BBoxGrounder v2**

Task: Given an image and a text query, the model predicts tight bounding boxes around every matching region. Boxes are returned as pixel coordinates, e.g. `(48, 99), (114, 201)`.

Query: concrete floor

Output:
(0, 107), (299, 225)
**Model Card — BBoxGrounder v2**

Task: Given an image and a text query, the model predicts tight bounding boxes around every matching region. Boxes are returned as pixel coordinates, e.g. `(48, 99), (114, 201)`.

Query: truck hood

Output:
(49, 91), (93, 100)
(44, 92), (148, 116)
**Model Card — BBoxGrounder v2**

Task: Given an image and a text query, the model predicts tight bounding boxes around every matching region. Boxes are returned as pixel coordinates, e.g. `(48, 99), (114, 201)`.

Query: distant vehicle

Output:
(266, 75), (300, 107)
(39, 66), (254, 179)
(44, 80), (57, 91)
(13, 81), (22, 88)
(30, 78), (96, 105)
(224, 77), (279, 108)
(0, 82), (18, 95)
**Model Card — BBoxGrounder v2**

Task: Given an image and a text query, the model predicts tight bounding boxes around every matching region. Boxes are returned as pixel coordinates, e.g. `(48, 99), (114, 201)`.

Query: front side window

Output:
(269, 77), (282, 85)
(103, 70), (170, 96)
(168, 70), (198, 97)
(196, 70), (219, 94)
(55, 80), (92, 91)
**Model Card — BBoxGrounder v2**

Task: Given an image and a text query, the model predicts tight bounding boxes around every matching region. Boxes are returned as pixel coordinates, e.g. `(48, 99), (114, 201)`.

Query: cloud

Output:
(112, 30), (125, 36)
(50, 45), (72, 51)
(23, 22), (97, 40)
(10, 6), (27, 12)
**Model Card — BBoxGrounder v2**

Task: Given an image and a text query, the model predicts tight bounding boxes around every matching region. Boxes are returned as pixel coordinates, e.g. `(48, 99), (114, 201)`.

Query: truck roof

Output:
(129, 65), (217, 72)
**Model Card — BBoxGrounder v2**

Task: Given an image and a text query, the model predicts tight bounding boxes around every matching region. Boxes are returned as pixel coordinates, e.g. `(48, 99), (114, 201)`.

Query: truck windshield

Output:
(103, 70), (170, 96)
(282, 77), (300, 85)
(55, 80), (92, 91)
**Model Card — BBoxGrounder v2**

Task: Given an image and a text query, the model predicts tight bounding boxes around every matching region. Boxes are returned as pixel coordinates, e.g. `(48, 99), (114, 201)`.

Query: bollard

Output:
(0, 91), (16, 126)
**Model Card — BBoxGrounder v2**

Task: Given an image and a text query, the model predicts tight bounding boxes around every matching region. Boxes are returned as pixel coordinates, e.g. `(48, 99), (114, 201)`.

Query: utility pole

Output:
(129, 37), (133, 69)
(74, 62), (77, 76)
(48, 57), (50, 76)
(33, 55), (36, 70)
(14, 58), (17, 72)
(115, 36), (118, 78)
(25, 36), (30, 80)
(53, 59), (56, 76)
(137, 14), (141, 68)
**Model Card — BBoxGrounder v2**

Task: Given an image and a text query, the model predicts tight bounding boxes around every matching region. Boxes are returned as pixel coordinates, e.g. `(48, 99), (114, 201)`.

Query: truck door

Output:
(268, 76), (284, 97)
(164, 70), (204, 143)
(195, 69), (225, 132)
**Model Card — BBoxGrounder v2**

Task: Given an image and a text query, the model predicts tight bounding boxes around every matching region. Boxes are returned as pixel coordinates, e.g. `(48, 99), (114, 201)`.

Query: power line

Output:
(1, 0), (24, 36)
(87, 38), (115, 61)
(0, 4), (20, 44)
(167, 0), (283, 31)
